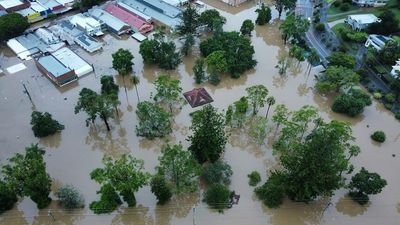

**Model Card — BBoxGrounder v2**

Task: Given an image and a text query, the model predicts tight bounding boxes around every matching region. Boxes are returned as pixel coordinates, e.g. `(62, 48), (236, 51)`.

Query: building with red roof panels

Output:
(104, 4), (153, 34)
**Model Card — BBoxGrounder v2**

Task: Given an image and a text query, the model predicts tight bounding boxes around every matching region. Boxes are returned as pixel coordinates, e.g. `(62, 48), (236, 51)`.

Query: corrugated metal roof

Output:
(0, 0), (23, 9)
(105, 4), (153, 33)
(52, 47), (93, 77)
(37, 55), (72, 77)
(88, 7), (130, 32)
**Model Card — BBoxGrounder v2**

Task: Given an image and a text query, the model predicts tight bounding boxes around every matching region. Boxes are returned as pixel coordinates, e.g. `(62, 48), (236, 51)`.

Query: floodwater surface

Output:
(1, 1), (400, 225)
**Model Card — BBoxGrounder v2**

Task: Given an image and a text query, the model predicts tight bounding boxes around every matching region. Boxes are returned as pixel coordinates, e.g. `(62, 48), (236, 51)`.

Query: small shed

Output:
(35, 54), (77, 86)
(183, 88), (213, 108)
(131, 32), (147, 42)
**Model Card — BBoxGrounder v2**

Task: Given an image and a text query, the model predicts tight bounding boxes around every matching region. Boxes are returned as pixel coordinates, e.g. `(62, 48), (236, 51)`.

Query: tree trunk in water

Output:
(266, 105), (271, 119)
(134, 84), (140, 102)
(102, 114), (111, 131)
(115, 106), (119, 118)
(122, 75), (127, 95)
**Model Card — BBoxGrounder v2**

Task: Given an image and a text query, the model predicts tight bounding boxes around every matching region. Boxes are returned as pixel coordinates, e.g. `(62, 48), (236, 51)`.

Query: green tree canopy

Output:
(135, 101), (172, 139)
(153, 74), (184, 112)
(315, 66), (360, 93)
(0, 180), (17, 214)
(289, 44), (306, 62)
(188, 105), (227, 164)
(327, 52), (356, 69)
(255, 171), (286, 208)
(75, 88), (117, 131)
(90, 155), (150, 209)
(193, 58), (206, 84)
(89, 183), (122, 214)
(255, 3), (272, 25)
(368, 9), (399, 35)
(0, 13), (29, 41)
(279, 14), (310, 44)
(2, 144), (52, 209)
(202, 160), (233, 185)
(246, 85), (269, 115)
(348, 167), (387, 205)
(199, 9), (226, 33)
(378, 40), (400, 65)
(203, 184), (231, 211)
(332, 89), (372, 117)
(157, 144), (201, 193)
(206, 50), (228, 85)
(176, 4), (200, 35)
(30, 111), (64, 138)
(139, 37), (181, 70)
(150, 175), (172, 205)
(266, 107), (360, 204)
(101, 75), (119, 96)
(274, 0), (296, 18)
(240, 19), (255, 36)
(112, 49), (134, 75)
(200, 31), (257, 78)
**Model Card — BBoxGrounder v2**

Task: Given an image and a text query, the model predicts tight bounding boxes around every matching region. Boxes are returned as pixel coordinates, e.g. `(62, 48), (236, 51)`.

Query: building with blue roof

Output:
(35, 54), (77, 86)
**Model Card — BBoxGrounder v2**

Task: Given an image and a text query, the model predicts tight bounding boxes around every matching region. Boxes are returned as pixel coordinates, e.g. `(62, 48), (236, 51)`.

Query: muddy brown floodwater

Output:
(1, 1), (400, 225)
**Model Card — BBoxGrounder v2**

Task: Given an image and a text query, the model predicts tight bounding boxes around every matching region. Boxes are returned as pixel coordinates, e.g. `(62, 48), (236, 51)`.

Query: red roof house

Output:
(105, 4), (153, 34)
(183, 88), (214, 108)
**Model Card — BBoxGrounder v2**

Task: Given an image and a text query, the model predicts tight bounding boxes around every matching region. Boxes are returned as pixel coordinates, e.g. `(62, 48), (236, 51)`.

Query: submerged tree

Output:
(202, 160), (233, 185)
(89, 184), (122, 214)
(75, 88), (116, 131)
(150, 175), (172, 205)
(181, 33), (195, 56)
(246, 85), (269, 115)
(188, 105), (227, 164)
(101, 75), (120, 115)
(193, 58), (206, 84)
(112, 49), (134, 75)
(157, 144), (201, 193)
(258, 106), (361, 206)
(240, 19), (255, 36)
(135, 101), (172, 139)
(55, 185), (85, 209)
(203, 184), (231, 211)
(200, 31), (257, 78)
(274, 0), (296, 18)
(131, 75), (140, 102)
(265, 96), (276, 119)
(176, 4), (200, 35)
(206, 50), (228, 85)
(279, 14), (310, 44)
(90, 155), (150, 210)
(2, 144), (52, 209)
(315, 66), (360, 93)
(255, 3), (272, 25)
(31, 111), (64, 138)
(139, 37), (181, 70)
(348, 167), (387, 205)
(332, 89), (372, 117)
(0, 180), (17, 214)
(199, 9), (226, 33)
(153, 75), (184, 112)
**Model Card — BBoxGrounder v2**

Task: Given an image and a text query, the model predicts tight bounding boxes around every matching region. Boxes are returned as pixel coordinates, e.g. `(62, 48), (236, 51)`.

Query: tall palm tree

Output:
(131, 75), (140, 102)
(265, 96), (276, 119)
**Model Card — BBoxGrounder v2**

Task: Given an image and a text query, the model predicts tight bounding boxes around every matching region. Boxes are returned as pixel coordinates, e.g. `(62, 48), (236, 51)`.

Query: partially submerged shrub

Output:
(248, 171), (261, 186)
(371, 131), (386, 143)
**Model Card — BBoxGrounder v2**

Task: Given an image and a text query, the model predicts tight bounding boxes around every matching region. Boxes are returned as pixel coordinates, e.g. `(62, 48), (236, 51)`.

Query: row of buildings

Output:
(0, 0), (75, 23)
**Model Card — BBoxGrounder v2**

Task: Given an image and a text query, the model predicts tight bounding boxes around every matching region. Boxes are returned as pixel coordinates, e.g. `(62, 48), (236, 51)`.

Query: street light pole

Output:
(21, 81), (34, 106)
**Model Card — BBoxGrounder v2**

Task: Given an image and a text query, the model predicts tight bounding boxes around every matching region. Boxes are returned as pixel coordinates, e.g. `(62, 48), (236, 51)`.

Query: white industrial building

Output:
(70, 13), (104, 36)
(52, 47), (93, 77)
(344, 14), (381, 30)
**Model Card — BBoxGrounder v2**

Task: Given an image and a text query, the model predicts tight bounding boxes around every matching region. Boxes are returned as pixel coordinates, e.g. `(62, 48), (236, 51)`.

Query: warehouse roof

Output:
(37, 55), (72, 77)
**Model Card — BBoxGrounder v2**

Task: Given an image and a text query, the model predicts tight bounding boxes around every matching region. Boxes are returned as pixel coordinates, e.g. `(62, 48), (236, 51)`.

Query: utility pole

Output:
(192, 206), (196, 225)
(21, 81), (34, 106)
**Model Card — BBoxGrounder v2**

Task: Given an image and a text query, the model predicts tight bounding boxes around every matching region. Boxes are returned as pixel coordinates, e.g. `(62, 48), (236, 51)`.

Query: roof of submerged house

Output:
(183, 88), (214, 108)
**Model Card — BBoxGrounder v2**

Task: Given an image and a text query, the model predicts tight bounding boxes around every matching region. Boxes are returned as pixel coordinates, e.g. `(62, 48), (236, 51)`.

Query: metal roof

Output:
(88, 7), (130, 32)
(37, 55), (72, 77)
(0, 0), (24, 9)
(348, 14), (380, 24)
(120, 0), (182, 27)
(52, 47), (93, 77)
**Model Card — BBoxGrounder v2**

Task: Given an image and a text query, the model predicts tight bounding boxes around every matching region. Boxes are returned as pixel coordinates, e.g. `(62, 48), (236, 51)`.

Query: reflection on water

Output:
(335, 195), (370, 217)
(1, 1), (400, 225)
